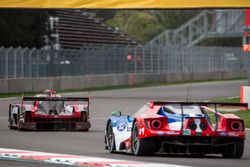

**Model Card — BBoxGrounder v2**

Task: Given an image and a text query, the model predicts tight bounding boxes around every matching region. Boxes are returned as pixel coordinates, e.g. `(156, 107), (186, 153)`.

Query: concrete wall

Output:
(0, 71), (246, 93)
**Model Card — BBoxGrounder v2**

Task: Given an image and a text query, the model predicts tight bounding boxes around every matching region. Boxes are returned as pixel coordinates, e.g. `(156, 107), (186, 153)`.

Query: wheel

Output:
(17, 121), (23, 131)
(222, 141), (244, 158)
(8, 105), (12, 129)
(17, 110), (23, 131)
(131, 122), (155, 156)
(106, 122), (116, 153)
(8, 118), (14, 129)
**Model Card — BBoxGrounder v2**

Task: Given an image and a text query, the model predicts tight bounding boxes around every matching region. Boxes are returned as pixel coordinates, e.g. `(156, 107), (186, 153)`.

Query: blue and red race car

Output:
(8, 90), (91, 131)
(105, 101), (248, 158)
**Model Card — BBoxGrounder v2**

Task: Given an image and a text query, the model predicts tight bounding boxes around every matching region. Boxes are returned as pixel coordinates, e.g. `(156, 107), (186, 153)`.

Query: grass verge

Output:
(209, 97), (250, 128)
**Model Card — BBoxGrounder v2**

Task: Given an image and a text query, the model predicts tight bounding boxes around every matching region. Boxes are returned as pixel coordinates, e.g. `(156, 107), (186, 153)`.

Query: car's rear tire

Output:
(131, 122), (155, 156)
(17, 110), (23, 131)
(106, 122), (116, 153)
(8, 118), (14, 129)
(17, 121), (23, 131)
(222, 141), (244, 158)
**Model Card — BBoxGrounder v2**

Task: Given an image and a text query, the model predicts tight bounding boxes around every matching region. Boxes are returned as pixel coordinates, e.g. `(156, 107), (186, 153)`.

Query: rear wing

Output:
(23, 96), (90, 112)
(150, 101), (248, 133)
(22, 97), (89, 102)
(152, 101), (248, 108)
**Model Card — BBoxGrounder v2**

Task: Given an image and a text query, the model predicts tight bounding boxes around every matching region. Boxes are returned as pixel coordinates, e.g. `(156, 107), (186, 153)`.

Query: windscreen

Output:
(164, 105), (204, 115)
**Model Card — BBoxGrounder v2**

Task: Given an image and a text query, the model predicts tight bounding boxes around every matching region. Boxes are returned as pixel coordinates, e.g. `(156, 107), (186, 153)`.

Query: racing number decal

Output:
(139, 127), (145, 135)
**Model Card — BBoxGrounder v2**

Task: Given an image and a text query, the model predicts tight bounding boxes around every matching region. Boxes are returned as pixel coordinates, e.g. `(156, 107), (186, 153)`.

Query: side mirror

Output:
(111, 110), (122, 117)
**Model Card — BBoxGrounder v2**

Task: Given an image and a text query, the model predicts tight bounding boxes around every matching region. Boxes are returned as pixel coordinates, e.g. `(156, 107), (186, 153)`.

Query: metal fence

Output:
(0, 44), (248, 78)
(150, 9), (244, 47)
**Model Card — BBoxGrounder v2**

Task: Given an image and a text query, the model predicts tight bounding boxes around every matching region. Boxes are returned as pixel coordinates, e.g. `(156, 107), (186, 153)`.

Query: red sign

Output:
(127, 54), (133, 61)
(243, 44), (250, 52)
(246, 9), (250, 27)
(243, 9), (250, 52)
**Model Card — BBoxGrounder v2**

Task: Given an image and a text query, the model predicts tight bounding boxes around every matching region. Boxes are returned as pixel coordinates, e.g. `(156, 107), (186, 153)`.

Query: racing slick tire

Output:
(8, 120), (15, 130)
(222, 141), (244, 158)
(17, 121), (24, 131)
(132, 122), (155, 156)
(17, 110), (23, 131)
(106, 122), (116, 153)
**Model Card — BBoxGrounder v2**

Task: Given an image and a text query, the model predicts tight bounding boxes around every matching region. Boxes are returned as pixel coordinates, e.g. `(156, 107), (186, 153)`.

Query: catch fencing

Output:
(0, 44), (248, 78)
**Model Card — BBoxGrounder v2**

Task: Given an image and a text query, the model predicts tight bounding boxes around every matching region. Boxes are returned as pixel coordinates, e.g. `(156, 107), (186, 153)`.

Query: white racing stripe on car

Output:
(0, 148), (190, 167)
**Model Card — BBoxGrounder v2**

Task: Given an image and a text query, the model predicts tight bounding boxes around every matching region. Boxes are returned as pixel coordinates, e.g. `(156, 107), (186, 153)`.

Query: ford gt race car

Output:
(8, 90), (91, 131)
(105, 101), (248, 158)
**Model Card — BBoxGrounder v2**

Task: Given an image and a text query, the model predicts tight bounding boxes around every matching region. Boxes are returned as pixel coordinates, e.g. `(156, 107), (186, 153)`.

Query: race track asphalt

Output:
(0, 80), (249, 167)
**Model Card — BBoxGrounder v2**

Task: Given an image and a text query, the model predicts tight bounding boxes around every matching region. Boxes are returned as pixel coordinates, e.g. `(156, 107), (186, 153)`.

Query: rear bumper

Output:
(20, 121), (91, 131)
(145, 136), (244, 155)
(161, 141), (236, 154)
(142, 129), (246, 139)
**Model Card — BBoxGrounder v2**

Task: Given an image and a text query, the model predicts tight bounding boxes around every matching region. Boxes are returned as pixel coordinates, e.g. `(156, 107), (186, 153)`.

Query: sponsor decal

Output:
(218, 132), (240, 137)
(218, 132), (227, 136)
(127, 123), (132, 131)
(12, 107), (18, 114)
(182, 129), (191, 136)
(156, 131), (179, 135)
(117, 122), (126, 131)
(157, 132), (165, 135)
(228, 132), (239, 137)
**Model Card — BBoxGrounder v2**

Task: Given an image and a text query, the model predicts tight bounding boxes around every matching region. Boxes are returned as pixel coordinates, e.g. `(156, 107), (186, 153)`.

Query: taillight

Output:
(150, 119), (162, 130)
(188, 122), (197, 130)
(199, 122), (207, 130)
(230, 121), (242, 131)
(144, 118), (168, 130)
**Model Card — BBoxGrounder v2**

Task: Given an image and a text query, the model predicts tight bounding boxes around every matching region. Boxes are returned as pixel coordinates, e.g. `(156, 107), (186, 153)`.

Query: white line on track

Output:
(0, 97), (19, 101)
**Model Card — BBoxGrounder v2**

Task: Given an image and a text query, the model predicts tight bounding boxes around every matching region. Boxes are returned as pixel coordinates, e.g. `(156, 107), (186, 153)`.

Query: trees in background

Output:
(0, 9), (239, 47)
(0, 9), (48, 48)
(0, 9), (206, 47)
(106, 10), (199, 42)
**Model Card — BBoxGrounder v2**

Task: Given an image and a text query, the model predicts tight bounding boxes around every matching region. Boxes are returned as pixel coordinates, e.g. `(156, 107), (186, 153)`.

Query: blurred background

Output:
(0, 9), (249, 92)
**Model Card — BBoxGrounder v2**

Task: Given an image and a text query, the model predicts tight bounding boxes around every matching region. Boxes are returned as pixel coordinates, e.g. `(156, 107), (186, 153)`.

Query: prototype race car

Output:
(105, 101), (248, 158)
(8, 90), (91, 131)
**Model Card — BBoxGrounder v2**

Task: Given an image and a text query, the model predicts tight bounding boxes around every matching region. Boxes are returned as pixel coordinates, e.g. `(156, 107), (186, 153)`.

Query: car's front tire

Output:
(106, 122), (116, 153)
(131, 122), (155, 156)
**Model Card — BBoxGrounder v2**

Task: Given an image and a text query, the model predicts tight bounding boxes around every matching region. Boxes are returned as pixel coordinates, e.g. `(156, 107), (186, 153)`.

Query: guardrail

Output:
(0, 72), (246, 93)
